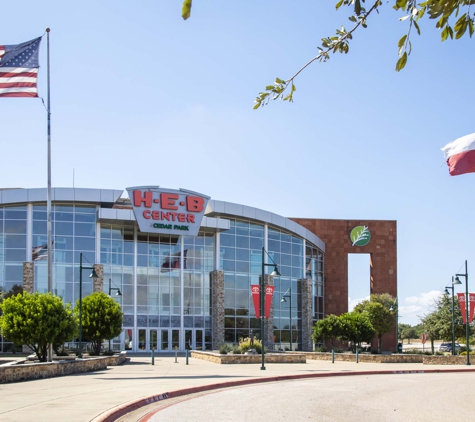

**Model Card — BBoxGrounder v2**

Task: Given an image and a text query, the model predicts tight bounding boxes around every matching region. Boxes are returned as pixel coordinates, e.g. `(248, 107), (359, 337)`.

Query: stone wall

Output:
(191, 351), (306, 364)
(299, 278), (313, 351)
(0, 352), (127, 384)
(22, 262), (34, 293)
(305, 352), (423, 363)
(210, 270), (225, 349)
(93, 264), (104, 293)
(422, 355), (468, 365)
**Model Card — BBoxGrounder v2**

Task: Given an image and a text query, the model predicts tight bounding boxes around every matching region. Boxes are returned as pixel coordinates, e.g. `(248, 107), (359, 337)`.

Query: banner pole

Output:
(45, 27), (53, 363)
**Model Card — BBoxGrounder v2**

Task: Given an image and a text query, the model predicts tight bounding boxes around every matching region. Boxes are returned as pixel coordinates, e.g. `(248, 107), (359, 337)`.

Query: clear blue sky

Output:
(1, 1), (474, 326)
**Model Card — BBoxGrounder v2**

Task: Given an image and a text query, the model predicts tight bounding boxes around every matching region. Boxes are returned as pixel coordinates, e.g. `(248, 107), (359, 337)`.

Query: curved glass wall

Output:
(0, 201), (324, 353)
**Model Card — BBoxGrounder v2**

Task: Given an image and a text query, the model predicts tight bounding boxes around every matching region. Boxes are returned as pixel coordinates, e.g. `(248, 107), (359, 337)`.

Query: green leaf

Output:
(181, 0), (192, 20)
(469, 20), (474, 37)
(441, 26), (449, 41)
(355, 0), (361, 16)
(275, 77), (284, 84)
(395, 52), (407, 72)
(335, 0), (344, 9)
(413, 20), (421, 35)
(397, 35), (407, 48)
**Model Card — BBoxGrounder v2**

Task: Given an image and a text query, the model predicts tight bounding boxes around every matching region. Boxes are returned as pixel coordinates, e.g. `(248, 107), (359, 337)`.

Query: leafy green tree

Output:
(0, 284), (24, 316)
(399, 323), (418, 343)
(312, 314), (341, 348)
(338, 312), (375, 350)
(180, 1), (474, 107)
(421, 312), (439, 354)
(354, 294), (395, 352)
(76, 292), (123, 355)
(0, 292), (77, 362)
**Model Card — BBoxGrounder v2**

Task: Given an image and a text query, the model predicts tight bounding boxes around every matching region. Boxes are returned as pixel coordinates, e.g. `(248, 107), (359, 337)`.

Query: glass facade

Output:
(0, 195), (324, 353)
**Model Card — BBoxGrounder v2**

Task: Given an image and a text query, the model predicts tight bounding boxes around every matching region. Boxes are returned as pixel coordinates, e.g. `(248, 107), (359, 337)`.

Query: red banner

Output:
(457, 293), (467, 323)
(457, 293), (475, 324)
(251, 285), (275, 319)
(265, 285), (275, 319)
(470, 293), (475, 323)
(251, 285), (260, 318)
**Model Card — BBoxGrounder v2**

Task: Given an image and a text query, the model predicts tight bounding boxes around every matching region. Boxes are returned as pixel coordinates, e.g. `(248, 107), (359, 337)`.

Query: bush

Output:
(231, 345), (242, 354)
(239, 336), (262, 354)
(314, 346), (327, 352)
(333, 347), (344, 353)
(219, 344), (232, 354)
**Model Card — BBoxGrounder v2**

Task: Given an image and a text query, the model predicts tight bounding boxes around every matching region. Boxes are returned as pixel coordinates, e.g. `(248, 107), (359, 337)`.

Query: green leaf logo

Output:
(350, 226), (371, 247)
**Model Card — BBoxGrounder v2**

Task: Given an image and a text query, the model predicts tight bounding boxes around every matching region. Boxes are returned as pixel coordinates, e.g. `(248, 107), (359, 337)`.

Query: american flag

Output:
(0, 37), (41, 98)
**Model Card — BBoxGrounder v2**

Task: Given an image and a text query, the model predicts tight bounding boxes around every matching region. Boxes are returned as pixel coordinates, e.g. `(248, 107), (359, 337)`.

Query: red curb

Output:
(91, 367), (475, 422)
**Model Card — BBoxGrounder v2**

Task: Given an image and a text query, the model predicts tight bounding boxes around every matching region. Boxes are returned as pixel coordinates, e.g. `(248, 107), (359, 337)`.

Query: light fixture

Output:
(78, 253), (98, 359)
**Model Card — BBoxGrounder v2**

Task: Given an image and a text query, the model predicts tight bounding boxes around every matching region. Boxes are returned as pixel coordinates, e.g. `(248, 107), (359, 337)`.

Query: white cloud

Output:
(399, 291), (443, 326)
(348, 296), (369, 312)
(348, 291), (445, 326)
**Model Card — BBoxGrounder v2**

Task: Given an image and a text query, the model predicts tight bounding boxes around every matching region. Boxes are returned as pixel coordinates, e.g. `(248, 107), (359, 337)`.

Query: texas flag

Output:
(441, 133), (475, 176)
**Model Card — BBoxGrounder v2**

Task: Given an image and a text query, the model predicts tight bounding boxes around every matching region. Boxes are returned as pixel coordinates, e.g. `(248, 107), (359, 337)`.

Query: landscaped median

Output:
(0, 351), (127, 384)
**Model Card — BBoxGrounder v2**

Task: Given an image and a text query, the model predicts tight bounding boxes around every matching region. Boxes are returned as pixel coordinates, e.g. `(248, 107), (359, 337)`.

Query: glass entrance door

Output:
(185, 329), (204, 350)
(159, 329), (181, 351)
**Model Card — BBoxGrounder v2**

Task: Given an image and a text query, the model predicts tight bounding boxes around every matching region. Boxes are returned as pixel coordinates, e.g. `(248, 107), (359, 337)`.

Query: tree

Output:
(0, 292), (77, 362)
(354, 294), (395, 352)
(399, 324), (418, 343)
(180, 1), (474, 108)
(76, 292), (123, 356)
(312, 314), (341, 348)
(338, 312), (376, 350)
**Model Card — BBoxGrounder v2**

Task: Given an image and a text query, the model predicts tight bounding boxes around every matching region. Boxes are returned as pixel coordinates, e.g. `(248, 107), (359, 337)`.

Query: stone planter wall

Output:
(305, 352), (470, 365)
(0, 352), (127, 384)
(191, 351), (306, 364)
(422, 355), (467, 365)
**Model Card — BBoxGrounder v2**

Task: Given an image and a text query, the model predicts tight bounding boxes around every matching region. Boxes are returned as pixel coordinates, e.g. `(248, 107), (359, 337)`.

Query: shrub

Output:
(239, 336), (262, 354)
(231, 345), (242, 354)
(314, 346), (327, 353)
(333, 347), (344, 353)
(219, 344), (232, 354)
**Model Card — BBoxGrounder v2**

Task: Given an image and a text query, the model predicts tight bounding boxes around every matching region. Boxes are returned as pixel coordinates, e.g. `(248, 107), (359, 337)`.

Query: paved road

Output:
(143, 373), (475, 422)
(1, 354), (474, 422)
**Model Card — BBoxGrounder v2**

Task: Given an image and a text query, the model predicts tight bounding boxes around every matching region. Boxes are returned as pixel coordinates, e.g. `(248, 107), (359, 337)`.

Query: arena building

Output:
(0, 187), (397, 353)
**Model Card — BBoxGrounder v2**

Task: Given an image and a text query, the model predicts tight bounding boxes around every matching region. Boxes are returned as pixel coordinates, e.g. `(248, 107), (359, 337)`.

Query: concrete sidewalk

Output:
(1, 354), (475, 422)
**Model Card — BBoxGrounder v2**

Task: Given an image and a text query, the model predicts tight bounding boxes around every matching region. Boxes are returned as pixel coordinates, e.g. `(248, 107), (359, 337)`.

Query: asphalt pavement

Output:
(1, 353), (474, 422)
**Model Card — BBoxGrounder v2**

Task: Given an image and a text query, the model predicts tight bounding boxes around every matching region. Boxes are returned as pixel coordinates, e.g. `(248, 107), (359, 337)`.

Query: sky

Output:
(1, 1), (474, 326)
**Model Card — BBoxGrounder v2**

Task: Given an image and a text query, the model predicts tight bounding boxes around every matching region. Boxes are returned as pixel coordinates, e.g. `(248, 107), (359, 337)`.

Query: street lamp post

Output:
(455, 260), (470, 366)
(78, 253), (98, 359)
(280, 287), (292, 352)
(108, 278), (122, 351)
(260, 247), (280, 371)
(445, 276), (462, 356)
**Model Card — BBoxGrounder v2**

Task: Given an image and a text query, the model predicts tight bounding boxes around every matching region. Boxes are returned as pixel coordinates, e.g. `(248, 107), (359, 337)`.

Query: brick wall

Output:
(290, 218), (397, 352)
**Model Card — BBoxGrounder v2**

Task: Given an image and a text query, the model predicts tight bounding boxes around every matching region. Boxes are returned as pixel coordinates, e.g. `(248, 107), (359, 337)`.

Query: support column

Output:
(264, 275), (275, 352)
(210, 270), (224, 349)
(299, 278), (313, 351)
(23, 262), (34, 293)
(93, 264), (104, 293)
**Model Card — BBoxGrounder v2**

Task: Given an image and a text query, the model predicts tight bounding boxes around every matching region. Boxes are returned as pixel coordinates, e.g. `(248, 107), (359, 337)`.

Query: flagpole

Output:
(45, 27), (53, 363)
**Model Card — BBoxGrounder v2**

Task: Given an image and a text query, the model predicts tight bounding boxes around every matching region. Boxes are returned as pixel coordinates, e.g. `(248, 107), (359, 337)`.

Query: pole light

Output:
(280, 287), (292, 352)
(445, 276), (462, 356)
(455, 260), (470, 366)
(260, 247), (280, 370)
(389, 298), (399, 353)
(78, 253), (98, 359)
(108, 278), (122, 351)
